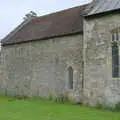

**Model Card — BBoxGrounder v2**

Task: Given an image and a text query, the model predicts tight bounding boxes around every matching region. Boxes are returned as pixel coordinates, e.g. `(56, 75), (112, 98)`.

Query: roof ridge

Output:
(34, 3), (90, 21)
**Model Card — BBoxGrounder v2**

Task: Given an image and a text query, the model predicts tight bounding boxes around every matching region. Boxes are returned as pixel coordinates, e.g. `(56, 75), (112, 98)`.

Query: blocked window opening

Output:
(68, 66), (73, 89)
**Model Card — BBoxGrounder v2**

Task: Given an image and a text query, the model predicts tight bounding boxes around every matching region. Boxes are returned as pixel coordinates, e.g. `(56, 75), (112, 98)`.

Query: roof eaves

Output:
(2, 31), (83, 46)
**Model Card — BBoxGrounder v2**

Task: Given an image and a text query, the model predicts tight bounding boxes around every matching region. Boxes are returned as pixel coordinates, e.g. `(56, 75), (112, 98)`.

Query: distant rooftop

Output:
(88, 0), (120, 16)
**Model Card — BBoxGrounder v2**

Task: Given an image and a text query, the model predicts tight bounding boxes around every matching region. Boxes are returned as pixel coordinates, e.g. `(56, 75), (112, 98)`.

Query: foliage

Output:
(114, 102), (120, 112)
(54, 93), (70, 104)
(48, 92), (70, 104)
(95, 103), (114, 111)
(14, 95), (29, 100)
(96, 102), (120, 112)
(23, 11), (37, 20)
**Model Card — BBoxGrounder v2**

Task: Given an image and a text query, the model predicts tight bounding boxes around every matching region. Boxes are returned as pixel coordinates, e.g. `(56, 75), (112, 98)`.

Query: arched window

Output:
(68, 66), (73, 89)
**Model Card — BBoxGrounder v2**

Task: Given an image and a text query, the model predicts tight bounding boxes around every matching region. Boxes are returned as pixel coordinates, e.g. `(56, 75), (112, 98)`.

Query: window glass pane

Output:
(112, 33), (115, 42)
(116, 32), (119, 41)
(112, 43), (119, 77)
(68, 67), (73, 89)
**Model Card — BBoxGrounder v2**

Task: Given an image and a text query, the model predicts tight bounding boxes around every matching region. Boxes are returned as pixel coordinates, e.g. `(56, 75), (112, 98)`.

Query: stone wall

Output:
(1, 34), (83, 102)
(84, 13), (120, 107)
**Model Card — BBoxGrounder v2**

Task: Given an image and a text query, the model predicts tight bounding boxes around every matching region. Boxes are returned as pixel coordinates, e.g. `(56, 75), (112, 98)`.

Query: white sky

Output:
(0, 0), (92, 39)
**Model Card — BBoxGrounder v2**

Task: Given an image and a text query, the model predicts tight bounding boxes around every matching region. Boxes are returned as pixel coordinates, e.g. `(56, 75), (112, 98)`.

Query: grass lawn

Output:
(0, 95), (120, 120)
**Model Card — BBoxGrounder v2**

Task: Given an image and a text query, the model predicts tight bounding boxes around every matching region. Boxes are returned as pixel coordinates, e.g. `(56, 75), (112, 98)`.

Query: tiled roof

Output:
(1, 4), (89, 46)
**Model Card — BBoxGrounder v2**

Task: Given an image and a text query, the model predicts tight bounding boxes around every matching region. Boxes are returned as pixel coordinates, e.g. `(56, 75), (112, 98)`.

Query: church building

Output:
(1, 0), (120, 107)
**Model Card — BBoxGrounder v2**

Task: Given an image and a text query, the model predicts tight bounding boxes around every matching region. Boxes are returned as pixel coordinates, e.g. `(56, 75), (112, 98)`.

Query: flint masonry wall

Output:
(84, 13), (120, 107)
(1, 34), (83, 102)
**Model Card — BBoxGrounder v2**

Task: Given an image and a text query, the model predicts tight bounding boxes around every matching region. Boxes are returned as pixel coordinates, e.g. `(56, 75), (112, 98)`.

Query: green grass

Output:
(0, 95), (120, 120)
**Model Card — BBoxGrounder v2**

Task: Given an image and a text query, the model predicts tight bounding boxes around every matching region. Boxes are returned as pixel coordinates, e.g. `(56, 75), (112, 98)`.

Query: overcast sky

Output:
(0, 0), (92, 39)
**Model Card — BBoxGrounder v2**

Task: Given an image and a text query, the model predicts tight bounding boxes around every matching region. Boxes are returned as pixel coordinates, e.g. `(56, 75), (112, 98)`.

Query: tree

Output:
(23, 11), (37, 20)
